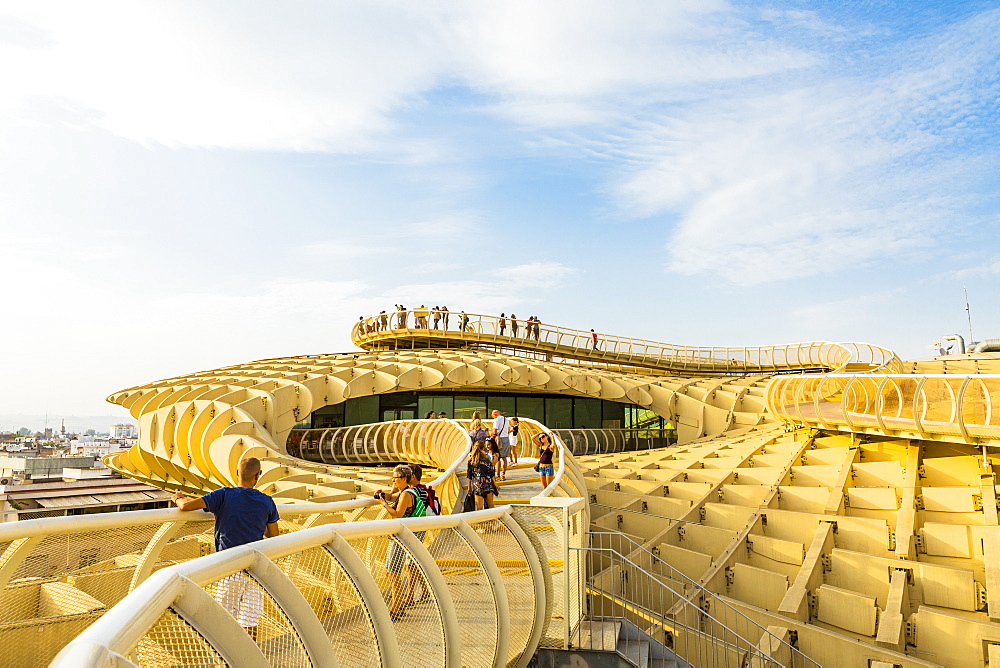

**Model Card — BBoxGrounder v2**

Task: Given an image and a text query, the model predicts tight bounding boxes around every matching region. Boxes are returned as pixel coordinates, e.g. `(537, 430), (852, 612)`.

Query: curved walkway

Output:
(353, 310), (903, 375)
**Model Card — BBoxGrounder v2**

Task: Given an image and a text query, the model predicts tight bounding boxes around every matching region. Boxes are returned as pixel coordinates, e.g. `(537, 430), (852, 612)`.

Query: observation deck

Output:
(354, 310), (903, 376)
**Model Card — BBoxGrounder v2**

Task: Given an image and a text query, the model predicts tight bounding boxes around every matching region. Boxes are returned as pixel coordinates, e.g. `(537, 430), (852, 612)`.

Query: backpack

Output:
(406, 487), (427, 518)
(470, 428), (487, 442)
(416, 483), (441, 516)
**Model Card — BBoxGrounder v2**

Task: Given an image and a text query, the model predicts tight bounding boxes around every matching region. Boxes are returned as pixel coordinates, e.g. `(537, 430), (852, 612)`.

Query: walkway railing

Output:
(47, 418), (589, 667)
(52, 501), (589, 668)
(352, 309), (903, 375)
(578, 531), (819, 668)
(0, 418), (591, 666)
(553, 427), (675, 455)
(766, 373), (1000, 445)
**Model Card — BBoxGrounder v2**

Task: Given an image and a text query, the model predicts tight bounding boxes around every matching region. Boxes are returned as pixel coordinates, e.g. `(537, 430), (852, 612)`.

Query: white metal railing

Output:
(579, 530), (820, 667)
(766, 373), (1000, 444)
(552, 427), (676, 455)
(351, 309), (903, 375)
(51, 503), (588, 668)
(0, 418), (586, 666)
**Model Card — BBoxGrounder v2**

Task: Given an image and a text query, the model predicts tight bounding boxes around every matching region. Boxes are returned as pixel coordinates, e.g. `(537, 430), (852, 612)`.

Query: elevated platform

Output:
(354, 310), (902, 376)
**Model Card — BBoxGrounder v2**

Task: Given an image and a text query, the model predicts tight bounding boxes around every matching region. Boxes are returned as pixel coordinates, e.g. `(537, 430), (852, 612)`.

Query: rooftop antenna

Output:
(965, 286), (974, 346)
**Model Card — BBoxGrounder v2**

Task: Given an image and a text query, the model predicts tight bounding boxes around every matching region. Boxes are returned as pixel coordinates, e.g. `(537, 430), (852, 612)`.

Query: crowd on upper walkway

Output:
(358, 307), (598, 346)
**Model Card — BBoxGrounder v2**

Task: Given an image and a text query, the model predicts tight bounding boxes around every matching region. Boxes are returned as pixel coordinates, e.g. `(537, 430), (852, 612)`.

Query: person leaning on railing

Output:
(171, 457), (280, 639)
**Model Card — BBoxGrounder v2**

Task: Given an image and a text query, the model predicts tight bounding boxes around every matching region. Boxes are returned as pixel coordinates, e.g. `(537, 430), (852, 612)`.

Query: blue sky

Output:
(1, 1), (998, 420)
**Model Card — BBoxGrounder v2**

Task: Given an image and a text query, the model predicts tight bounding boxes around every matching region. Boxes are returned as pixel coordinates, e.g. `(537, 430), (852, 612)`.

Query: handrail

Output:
(15, 417), (589, 667)
(552, 427), (676, 456)
(766, 373), (1000, 444)
(50, 476), (591, 667)
(582, 530), (819, 667)
(50, 506), (528, 668)
(351, 309), (902, 375)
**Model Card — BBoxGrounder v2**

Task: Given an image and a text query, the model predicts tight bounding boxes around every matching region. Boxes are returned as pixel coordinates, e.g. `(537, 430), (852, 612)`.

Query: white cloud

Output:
(604, 9), (1000, 285)
(0, 1), (817, 150)
(302, 242), (393, 261)
(386, 261), (576, 312)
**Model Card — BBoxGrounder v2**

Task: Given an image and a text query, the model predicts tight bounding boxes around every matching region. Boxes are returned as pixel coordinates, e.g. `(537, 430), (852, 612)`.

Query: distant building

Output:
(0, 455), (170, 522)
(109, 424), (137, 439)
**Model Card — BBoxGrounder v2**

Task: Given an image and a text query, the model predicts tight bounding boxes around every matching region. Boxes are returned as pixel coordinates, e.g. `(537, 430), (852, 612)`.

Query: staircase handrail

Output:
(580, 536), (820, 668)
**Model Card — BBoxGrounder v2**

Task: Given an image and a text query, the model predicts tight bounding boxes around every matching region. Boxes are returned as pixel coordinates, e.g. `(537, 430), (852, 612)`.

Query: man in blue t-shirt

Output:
(172, 457), (279, 637)
(172, 457), (280, 550)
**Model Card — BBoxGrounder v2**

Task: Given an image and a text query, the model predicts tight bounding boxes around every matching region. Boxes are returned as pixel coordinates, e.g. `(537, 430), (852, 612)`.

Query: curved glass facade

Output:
(301, 390), (671, 431)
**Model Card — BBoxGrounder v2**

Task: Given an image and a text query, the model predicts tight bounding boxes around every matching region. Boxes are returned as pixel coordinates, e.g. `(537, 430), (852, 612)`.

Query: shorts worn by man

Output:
(172, 457), (280, 636)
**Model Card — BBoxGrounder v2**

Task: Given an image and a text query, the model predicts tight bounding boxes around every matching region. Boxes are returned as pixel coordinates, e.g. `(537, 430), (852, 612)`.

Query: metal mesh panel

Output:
(510, 506), (565, 648)
(203, 570), (309, 667)
(130, 607), (227, 667)
(565, 510), (585, 637)
(427, 526), (499, 668)
(475, 518), (537, 667)
(346, 534), (446, 668)
(0, 610), (100, 666)
(389, 533), (446, 668)
(9, 524), (162, 583)
(274, 546), (379, 668)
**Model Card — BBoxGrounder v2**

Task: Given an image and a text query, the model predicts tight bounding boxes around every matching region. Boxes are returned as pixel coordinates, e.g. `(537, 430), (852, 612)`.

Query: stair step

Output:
(620, 639), (650, 667)
(574, 620), (621, 651)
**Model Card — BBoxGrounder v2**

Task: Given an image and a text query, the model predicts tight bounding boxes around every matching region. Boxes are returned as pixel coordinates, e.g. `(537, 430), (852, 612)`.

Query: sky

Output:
(2, 1), (999, 425)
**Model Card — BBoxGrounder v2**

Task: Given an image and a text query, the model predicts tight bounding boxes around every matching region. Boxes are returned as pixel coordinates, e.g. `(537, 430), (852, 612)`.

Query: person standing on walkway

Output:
(499, 313), (506, 336)
(509, 417), (520, 464)
(533, 316), (541, 341)
(591, 329), (599, 350)
(491, 409), (511, 480)
(510, 314), (518, 338)
(460, 311), (470, 332)
(469, 411), (488, 444)
(533, 432), (555, 490)
(418, 305), (432, 328)
(375, 464), (427, 619)
(432, 307), (441, 330)
(380, 310), (389, 331)
(467, 440), (498, 510)
(172, 457), (280, 638)
(440, 305), (450, 329)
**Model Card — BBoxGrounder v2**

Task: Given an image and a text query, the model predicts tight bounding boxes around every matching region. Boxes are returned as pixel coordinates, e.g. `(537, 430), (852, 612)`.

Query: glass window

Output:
(312, 403), (346, 428)
(487, 395), (516, 419)
(516, 396), (545, 423)
(574, 397), (602, 429)
(418, 396), (437, 419)
(419, 395), (454, 419)
(603, 401), (625, 428)
(379, 392), (417, 411)
(345, 395), (380, 426)
(635, 408), (662, 430)
(454, 395), (487, 420)
(545, 397), (572, 428)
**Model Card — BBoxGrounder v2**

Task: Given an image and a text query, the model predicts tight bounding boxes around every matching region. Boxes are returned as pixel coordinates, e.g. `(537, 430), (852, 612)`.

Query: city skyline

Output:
(2, 2), (998, 416)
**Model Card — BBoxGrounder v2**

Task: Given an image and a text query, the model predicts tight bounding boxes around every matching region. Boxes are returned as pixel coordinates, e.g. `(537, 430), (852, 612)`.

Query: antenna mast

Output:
(965, 286), (974, 346)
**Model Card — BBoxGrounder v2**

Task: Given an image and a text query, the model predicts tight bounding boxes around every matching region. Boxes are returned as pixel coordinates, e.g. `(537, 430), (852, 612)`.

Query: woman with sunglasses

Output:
(533, 432), (555, 490)
(375, 465), (423, 619)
